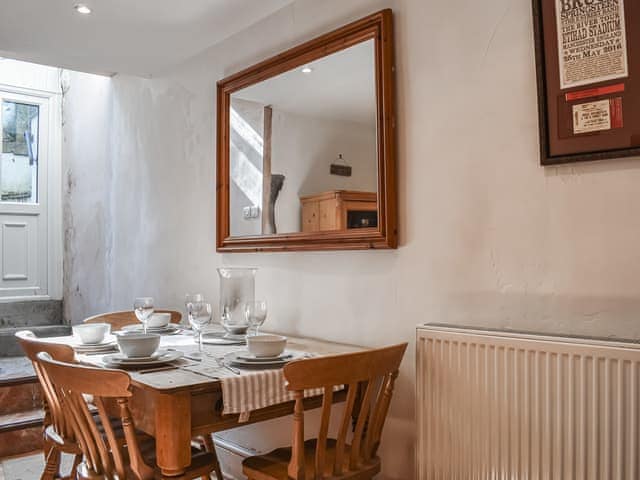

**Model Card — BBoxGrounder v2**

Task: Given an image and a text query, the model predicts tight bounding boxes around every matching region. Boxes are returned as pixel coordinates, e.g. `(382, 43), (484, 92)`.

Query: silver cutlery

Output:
(183, 369), (221, 380)
(224, 363), (241, 375)
(215, 356), (241, 375)
(222, 363), (241, 375)
(137, 365), (180, 374)
(183, 354), (203, 362)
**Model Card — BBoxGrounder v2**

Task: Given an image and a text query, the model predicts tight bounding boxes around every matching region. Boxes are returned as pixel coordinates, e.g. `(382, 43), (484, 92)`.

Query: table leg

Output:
(155, 391), (192, 476)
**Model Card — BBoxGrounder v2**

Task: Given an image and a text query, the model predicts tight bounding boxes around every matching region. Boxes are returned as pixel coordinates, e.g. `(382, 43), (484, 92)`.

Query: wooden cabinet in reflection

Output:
(300, 190), (378, 233)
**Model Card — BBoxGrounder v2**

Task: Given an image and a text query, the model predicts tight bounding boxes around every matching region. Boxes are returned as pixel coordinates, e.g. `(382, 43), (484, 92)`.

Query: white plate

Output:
(102, 350), (183, 368)
(74, 345), (119, 353)
(72, 335), (117, 347)
(225, 351), (304, 368)
(235, 350), (294, 362)
(202, 333), (246, 346)
(105, 350), (167, 363)
(72, 342), (118, 351)
(73, 340), (119, 353)
(120, 324), (181, 334)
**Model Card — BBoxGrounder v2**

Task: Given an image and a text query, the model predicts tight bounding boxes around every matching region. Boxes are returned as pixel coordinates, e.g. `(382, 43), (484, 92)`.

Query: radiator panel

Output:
(417, 327), (640, 480)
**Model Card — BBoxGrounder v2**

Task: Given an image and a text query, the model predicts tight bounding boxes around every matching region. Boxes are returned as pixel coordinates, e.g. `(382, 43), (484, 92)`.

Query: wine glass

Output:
(184, 293), (204, 330)
(133, 297), (154, 334)
(245, 300), (267, 336)
(187, 301), (212, 355)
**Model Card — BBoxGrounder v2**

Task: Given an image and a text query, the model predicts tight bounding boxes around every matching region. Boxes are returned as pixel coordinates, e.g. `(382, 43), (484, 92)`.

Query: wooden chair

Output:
(83, 309), (223, 478)
(36, 351), (217, 480)
(242, 343), (408, 480)
(84, 310), (182, 331)
(15, 331), (83, 480)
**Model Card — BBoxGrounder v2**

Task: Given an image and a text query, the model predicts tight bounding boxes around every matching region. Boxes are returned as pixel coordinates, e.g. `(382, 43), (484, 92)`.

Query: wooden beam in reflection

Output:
(261, 105), (273, 234)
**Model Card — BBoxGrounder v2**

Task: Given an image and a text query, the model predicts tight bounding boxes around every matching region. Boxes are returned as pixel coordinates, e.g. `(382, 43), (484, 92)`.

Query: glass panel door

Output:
(1, 100), (39, 203)
(0, 90), (49, 299)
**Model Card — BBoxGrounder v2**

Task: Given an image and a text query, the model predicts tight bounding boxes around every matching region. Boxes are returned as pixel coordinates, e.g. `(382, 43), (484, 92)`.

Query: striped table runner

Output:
(220, 368), (326, 422)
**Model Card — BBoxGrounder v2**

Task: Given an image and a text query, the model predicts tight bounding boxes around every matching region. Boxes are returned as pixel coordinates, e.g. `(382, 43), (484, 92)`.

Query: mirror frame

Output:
(216, 9), (396, 252)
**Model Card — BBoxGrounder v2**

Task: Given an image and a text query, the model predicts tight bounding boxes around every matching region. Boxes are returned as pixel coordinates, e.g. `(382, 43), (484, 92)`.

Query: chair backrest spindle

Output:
(364, 371), (398, 460)
(333, 382), (358, 476)
(315, 386), (333, 478)
(288, 391), (306, 480)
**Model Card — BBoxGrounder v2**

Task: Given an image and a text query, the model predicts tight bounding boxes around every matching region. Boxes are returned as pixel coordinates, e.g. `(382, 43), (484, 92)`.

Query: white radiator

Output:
(417, 325), (640, 480)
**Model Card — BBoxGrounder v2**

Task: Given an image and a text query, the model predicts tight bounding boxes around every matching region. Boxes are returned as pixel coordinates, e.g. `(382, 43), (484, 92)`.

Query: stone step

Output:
(0, 325), (71, 357)
(0, 409), (44, 434)
(0, 357), (36, 385)
(0, 374), (42, 416)
(0, 360), (45, 458)
(0, 409), (44, 458)
(0, 300), (62, 329)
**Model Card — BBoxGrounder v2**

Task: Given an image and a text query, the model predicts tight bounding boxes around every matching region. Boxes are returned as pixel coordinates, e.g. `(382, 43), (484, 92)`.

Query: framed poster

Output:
(533, 0), (640, 165)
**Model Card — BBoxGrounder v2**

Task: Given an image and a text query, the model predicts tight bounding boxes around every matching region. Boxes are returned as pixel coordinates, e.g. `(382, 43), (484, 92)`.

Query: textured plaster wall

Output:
(64, 0), (640, 477)
(61, 70), (112, 323)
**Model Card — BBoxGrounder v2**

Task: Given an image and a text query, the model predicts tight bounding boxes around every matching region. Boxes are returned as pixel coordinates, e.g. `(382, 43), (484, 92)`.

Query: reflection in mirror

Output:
(229, 39), (377, 237)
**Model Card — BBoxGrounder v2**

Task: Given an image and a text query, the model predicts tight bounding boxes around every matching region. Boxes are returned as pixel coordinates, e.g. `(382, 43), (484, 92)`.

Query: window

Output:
(1, 100), (39, 203)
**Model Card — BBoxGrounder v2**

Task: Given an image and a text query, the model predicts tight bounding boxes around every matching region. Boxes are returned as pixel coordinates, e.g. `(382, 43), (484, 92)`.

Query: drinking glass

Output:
(133, 297), (154, 334)
(185, 293), (204, 308)
(184, 293), (204, 329)
(245, 300), (267, 336)
(188, 301), (212, 355)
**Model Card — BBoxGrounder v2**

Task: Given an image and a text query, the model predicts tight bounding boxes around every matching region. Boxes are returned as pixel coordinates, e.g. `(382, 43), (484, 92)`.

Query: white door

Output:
(0, 90), (51, 299)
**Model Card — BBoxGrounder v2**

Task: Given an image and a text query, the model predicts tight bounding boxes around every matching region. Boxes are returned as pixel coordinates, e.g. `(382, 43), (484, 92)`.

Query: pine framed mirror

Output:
(216, 9), (396, 252)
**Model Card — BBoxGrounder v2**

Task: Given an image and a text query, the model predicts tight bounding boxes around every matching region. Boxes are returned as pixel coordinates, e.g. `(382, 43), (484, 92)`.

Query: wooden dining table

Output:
(48, 331), (364, 477)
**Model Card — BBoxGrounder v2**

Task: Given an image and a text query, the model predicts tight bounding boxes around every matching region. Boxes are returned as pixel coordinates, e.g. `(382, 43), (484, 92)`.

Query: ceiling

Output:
(0, 0), (293, 76)
(233, 39), (377, 126)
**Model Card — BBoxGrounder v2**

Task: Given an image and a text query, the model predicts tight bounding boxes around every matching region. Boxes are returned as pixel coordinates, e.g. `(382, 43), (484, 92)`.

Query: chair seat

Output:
(242, 439), (380, 480)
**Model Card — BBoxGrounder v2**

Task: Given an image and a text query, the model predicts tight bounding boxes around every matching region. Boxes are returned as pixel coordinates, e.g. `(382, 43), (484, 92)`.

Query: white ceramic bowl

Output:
(73, 323), (111, 345)
(147, 312), (171, 328)
(116, 333), (161, 358)
(247, 334), (287, 358)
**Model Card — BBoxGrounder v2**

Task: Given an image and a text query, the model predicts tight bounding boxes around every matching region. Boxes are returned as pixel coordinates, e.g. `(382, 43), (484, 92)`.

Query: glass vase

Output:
(217, 267), (257, 335)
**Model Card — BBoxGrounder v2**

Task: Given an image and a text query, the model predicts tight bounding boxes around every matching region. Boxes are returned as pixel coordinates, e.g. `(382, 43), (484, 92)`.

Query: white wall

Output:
(0, 58), (60, 93)
(64, 0), (640, 478)
(61, 70), (112, 322)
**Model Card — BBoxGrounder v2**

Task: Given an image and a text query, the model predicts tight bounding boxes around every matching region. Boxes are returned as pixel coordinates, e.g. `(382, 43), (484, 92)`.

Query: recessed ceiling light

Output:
(74, 4), (92, 14)
(301, 67), (313, 74)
